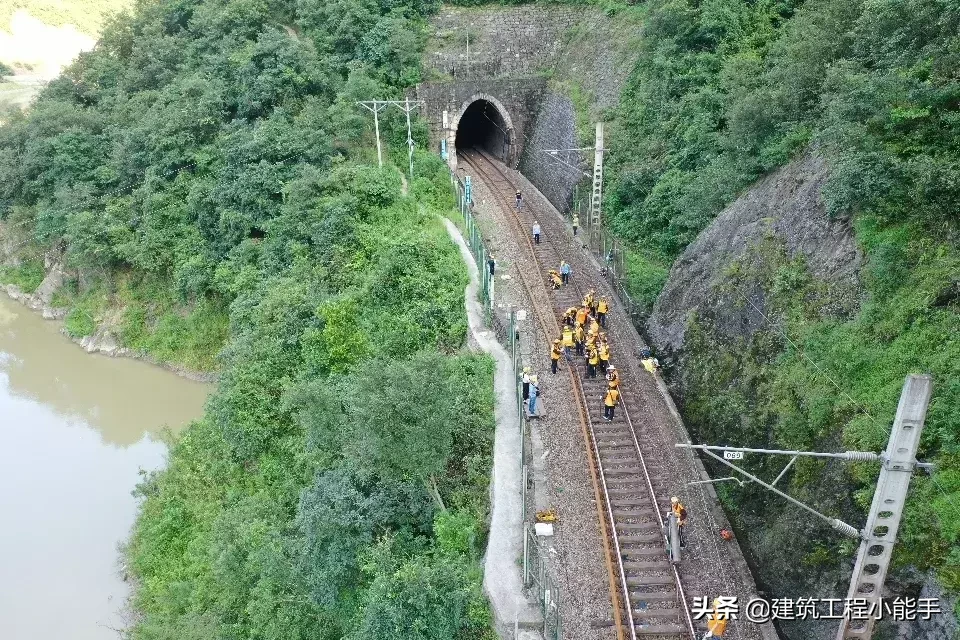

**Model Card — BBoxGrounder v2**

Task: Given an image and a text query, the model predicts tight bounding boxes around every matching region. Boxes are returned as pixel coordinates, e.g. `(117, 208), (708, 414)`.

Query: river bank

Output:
(0, 236), (220, 382)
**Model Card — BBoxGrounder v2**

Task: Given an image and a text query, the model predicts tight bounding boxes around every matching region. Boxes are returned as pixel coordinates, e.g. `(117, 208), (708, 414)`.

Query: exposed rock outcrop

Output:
(647, 152), (864, 356)
(4, 254), (69, 319)
(1, 255), (217, 382)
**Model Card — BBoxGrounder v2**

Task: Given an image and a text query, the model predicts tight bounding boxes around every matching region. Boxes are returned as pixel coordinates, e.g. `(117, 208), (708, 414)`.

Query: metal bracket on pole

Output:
(690, 446), (862, 538)
(677, 444), (883, 463)
(540, 149), (592, 179)
(686, 476), (746, 488)
(772, 455), (798, 487)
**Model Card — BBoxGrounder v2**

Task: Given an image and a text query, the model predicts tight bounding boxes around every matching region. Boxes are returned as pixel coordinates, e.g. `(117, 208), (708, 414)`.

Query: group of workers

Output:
(547, 288), (621, 420)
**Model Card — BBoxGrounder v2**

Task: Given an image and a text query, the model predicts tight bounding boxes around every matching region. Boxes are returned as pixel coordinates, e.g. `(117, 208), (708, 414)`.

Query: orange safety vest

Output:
(604, 388), (620, 407)
(707, 615), (728, 635)
(672, 501), (687, 525)
(576, 307), (589, 326)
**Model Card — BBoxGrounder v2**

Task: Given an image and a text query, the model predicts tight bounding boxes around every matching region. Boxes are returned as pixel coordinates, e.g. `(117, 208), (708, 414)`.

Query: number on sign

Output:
(723, 451), (744, 460)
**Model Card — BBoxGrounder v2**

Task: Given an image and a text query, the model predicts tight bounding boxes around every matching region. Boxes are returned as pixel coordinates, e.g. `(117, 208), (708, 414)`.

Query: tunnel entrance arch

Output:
(450, 94), (516, 170)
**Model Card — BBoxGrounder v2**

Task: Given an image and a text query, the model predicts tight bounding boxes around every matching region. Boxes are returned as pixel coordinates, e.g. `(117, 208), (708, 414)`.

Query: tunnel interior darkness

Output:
(455, 100), (511, 161)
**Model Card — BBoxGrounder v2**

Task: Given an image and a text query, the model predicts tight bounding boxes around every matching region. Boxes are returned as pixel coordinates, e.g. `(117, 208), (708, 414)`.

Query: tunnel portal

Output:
(454, 98), (513, 163)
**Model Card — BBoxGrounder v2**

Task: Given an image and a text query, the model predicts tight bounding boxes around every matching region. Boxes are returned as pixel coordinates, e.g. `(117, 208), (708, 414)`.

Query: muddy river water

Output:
(0, 295), (210, 639)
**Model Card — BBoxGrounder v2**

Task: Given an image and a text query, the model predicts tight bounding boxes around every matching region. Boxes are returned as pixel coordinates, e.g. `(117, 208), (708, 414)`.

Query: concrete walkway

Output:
(441, 217), (542, 638)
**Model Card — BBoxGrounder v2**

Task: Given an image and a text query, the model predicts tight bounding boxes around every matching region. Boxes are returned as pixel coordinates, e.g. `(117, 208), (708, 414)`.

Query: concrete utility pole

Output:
(677, 374), (935, 640)
(395, 97), (423, 183)
(590, 122), (604, 230)
(356, 100), (388, 168)
(837, 374), (933, 640)
(356, 99), (424, 180)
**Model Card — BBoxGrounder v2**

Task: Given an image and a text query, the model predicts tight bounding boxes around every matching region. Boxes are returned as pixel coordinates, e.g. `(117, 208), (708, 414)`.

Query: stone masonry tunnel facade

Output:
(413, 78), (547, 174)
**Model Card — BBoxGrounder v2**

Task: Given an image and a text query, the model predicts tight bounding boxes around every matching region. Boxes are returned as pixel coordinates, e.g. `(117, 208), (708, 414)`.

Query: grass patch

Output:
(0, 258), (45, 293)
(117, 278), (228, 371)
(63, 287), (109, 337)
(623, 249), (670, 315)
(550, 78), (595, 146)
(57, 275), (228, 370)
(49, 275), (80, 308)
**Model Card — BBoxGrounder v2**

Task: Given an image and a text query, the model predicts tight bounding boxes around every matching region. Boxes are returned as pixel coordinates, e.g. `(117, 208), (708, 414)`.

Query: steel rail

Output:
(460, 149), (629, 640)
(468, 147), (694, 639)
(619, 397), (698, 640)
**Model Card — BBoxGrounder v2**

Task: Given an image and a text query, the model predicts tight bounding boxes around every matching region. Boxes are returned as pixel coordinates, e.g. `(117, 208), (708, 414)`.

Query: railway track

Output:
(460, 148), (697, 640)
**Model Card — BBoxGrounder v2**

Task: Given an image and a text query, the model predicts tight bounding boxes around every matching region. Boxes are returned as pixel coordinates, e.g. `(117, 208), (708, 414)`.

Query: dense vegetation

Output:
(605, 0), (960, 620)
(0, 0), (499, 637)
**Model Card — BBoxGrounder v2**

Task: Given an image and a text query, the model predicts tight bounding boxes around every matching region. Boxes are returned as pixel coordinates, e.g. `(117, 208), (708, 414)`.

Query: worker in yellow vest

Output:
(598, 341), (610, 372)
(588, 318), (600, 339)
(605, 366), (619, 390)
(575, 305), (589, 327)
(586, 345), (600, 378)
(602, 384), (619, 421)
(550, 340), (563, 374)
(671, 497), (688, 548)
(596, 296), (609, 327)
(703, 598), (729, 638)
(561, 325), (575, 361)
(574, 323), (586, 356)
(642, 353), (660, 374)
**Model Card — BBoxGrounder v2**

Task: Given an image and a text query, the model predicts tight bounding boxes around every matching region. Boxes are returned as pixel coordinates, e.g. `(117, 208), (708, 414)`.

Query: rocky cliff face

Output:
(647, 152), (864, 358)
(644, 152), (861, 640)
(644, 151), (960, 640)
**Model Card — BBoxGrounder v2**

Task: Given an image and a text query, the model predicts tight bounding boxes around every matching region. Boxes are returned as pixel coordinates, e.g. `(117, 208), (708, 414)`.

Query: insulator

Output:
(843, 451), (880, 462)
(831, 519), (861, 538)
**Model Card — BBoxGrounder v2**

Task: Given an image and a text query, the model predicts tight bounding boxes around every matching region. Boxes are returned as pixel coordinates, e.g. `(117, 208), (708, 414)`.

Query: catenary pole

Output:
(836, 374), (933, 640)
